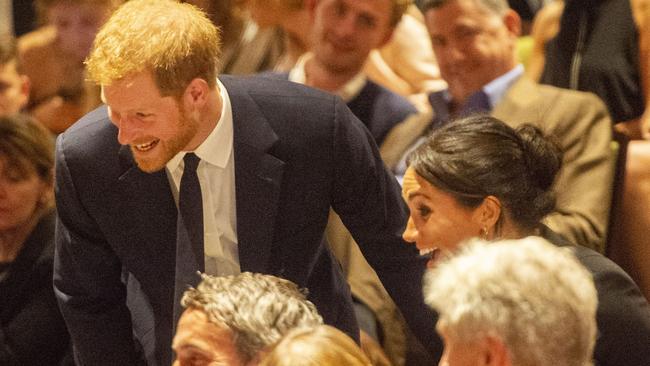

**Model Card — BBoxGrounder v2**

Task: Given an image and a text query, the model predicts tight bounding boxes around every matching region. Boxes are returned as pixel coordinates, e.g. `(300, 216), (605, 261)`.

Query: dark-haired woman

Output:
(0, 114), (72, 365)
(403, 115), (650, 366)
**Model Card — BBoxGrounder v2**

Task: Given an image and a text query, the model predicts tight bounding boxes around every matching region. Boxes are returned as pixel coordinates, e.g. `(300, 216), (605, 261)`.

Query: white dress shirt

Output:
(165, 79), (239, 276)
(289, 53), (368, 102)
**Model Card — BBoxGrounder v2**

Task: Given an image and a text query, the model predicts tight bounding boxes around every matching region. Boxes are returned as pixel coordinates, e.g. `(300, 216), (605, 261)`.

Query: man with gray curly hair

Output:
(172, 272), (323, 366)
(424, 237), (598, 366)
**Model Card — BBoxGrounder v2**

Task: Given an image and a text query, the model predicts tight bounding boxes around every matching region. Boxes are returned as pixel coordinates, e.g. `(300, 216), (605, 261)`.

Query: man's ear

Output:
(502, 9), (522, 38)
(183, 78), (210, 108)
(481, 334), (511, 366)
(379, 27), (396, 49)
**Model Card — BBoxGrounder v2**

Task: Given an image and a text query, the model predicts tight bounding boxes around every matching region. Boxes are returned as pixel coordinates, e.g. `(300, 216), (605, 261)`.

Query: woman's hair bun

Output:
(516, 124), (563, 192)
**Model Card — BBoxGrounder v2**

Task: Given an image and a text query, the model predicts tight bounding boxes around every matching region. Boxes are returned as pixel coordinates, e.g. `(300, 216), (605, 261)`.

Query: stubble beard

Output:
(133, 110), (199, 173)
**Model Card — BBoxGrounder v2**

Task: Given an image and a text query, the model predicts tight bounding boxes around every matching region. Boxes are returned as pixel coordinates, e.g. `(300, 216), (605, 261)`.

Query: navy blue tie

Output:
(173, 153), (204, 327)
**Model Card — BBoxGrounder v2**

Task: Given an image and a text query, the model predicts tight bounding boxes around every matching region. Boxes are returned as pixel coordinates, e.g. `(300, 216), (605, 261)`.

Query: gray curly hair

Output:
(181, 272), (323, 363)
(425, 237), (597, 366)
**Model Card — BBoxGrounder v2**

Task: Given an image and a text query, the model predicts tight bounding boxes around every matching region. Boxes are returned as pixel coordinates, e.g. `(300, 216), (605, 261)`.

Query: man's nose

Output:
(444, 43), (466, 63)
(110, 113), (141, 146)
(334, 13), (357, 38)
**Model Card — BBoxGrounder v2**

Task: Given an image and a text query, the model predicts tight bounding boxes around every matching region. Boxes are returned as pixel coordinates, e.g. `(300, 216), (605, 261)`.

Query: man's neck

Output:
(304, 57), (362, 93)
(185, 88), (222, 151)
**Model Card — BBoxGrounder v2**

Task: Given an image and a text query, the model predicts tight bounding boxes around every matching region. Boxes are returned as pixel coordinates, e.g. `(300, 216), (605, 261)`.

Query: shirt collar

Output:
(289, 52), (368, 102)
(482, 64), (524, 108)
(166, 78), (233, 172)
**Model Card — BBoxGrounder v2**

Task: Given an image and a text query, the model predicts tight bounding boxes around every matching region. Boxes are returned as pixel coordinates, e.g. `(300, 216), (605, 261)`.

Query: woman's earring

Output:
(481, 227), (489, 239)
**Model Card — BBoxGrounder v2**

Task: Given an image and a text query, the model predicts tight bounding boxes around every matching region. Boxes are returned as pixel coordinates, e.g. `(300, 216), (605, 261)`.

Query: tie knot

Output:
(183, 153), (201, 172)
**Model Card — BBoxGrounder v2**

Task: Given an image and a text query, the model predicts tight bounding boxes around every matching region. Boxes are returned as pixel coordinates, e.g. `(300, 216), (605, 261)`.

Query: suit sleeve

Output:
(542, 93), (615, 253)
(328, 98), (443, 359)
(581, 253), (650, 366)
(53, 134), (143, 365)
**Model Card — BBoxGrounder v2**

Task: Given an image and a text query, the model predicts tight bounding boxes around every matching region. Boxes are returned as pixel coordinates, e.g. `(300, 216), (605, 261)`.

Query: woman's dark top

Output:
(0, 211), (73, 366)
(540, 225), (650, 366)
(541, 0), (644, 123)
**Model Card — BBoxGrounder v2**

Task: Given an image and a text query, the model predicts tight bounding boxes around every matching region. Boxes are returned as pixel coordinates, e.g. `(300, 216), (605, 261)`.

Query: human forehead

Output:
(101, 72), (168, 109)
(46, 1), (111, 14)
(0, 154), (38, 179)
(402, 167), (422, 201)
(426, 0), (502, 28)
(324, 0), (393, 22)
(174, 308), (232, 345)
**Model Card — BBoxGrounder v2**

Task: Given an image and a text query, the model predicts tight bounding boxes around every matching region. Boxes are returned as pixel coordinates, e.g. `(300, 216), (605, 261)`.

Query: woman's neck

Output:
(493, 218), (539, 241)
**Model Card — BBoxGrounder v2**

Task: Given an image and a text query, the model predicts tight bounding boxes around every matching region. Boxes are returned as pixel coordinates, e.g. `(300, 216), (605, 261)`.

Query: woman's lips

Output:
(420, 247), (443, 268)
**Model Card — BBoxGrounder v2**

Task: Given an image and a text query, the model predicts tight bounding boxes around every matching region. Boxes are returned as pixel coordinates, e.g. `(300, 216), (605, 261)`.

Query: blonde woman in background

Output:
(259, 325), (372, 366)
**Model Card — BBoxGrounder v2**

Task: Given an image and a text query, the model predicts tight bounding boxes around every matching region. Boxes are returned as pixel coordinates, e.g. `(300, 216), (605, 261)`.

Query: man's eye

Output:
(358, 15), (376, 29)
(135, 112), (150, 118)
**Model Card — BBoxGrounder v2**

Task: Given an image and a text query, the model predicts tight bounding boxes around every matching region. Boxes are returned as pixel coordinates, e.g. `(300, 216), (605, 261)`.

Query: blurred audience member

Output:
(245, 0), (311, 71)
(385, 0), (614, 252)
(282, 0), (419, 145)
(17, 0), (121, 133)
(0, 114), (72, 365)
(172, 272), (323, 366)
(259, 325), (372, 366)
(183, 0), (284, 75)
(246, 0), (444, 107)
(0, 36), (29, 116)
(425, 237), (598, 366)
(402, 115), (650, 366)
(528, 0), (650, 139)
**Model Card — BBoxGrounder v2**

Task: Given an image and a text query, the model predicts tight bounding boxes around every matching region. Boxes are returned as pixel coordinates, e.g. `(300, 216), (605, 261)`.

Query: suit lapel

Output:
(116, 145), (177, 283)
(221, 77), (285, 273)
(492, 76), (544, 125)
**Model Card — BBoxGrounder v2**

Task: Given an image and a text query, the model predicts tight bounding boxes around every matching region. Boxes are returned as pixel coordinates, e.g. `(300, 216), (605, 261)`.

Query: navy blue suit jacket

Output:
(264, 72), (417, 146)
(53, 76), (439, 365)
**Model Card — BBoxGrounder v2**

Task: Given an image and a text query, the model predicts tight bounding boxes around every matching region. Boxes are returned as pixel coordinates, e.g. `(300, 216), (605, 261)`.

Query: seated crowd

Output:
(1, 0), (650, 365)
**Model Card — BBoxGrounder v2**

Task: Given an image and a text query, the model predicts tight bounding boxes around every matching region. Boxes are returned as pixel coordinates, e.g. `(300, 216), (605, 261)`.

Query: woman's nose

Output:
(402, 216), (418, 244)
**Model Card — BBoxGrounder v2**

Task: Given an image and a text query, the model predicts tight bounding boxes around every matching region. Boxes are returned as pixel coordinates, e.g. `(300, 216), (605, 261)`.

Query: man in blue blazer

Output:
(53, 1), (438, 365)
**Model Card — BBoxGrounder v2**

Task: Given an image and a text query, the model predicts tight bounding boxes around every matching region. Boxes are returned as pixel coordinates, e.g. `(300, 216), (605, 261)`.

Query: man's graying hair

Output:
(181, 272), (323, 363)
(425, 237), (598, 366)
(421, 0), (509, 14)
